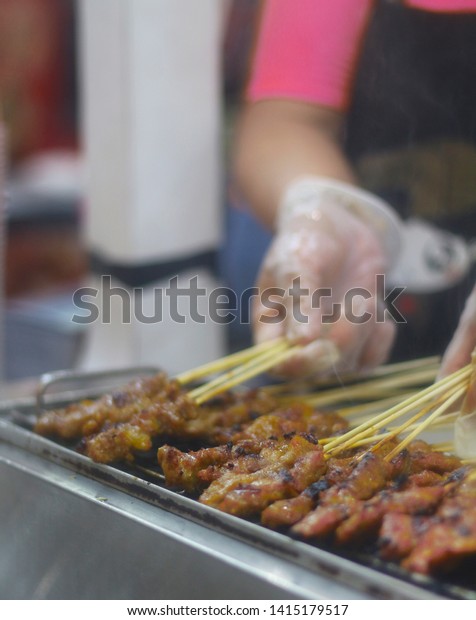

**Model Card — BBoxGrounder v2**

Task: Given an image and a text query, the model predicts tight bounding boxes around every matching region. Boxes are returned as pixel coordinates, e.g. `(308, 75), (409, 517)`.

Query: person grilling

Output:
(233, 0), (476, 398)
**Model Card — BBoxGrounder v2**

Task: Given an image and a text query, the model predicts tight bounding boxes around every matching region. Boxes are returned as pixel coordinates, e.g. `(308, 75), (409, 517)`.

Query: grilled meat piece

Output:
(379, 514), (425, 561)
(335, 485), (446, 546)
(404, 470), (444, 487)
(378, 468), (470, 564)
(183, 389), (278, 444)
(199, 435), (326, 517)
(232, 404), (348, 443)
(261, 494), (315, 528)
(405, 448), (462, 476)
(158, 405), (346, 492)
(292, 453), (394, 539)
(83, 388), (197, 463)
(261, 479), (329, 528)
(35, 376), (279, 448)
(158, 443), (233, 492)
(390, 441), (462, 479)
(403, 477), (476, 574)
(34, 373), (173, 439)
(34, 366), (476, 579)
(158, 439), (270, 493)
(324, 456), (356, 486)
(324, 440), (400, 487)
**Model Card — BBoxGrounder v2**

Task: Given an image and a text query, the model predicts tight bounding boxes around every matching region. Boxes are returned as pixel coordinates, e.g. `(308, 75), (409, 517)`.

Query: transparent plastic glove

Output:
(440, 285), (476, 381)
(440, 289), (476, 458)
(454, 410), (476, 459)
(253, 177), (402, 378)
(453, 349), (476, 460)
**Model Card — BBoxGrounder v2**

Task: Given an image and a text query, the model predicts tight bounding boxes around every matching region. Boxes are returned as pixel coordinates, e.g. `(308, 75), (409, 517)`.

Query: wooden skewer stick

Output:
(358, 399), (457, 453)
(316, 357), (437, 394)
(324, 364), (471, 455)
(319, 401), (435, 446)
(341, 391), (418, 421)
(300, 366), (438, 409)
(384, 384), (467, 461)
(177, 337), (285, 385)
(187, 339), (289, 400)
(325, 377), (468, 458)
(422, 411), (459, 427)
(365, 399), (438, 455)
(260, 356), (439, 395)
(189, 343), (302, 405)
(363, 396), (459, 455)
(433, 441), (456, 453)
(325, 364), (470, 450)
(321, 409), (459, 450)
(133, 464), (166, 481)
(191, 345), (302, 405)
(366, 356), (440, 377)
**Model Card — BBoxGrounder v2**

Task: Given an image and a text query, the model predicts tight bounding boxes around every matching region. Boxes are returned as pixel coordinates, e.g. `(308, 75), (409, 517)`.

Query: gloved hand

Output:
(439, 285), (476, 458)
(440, 284), (476, 384)
(253, 177), (402, 378)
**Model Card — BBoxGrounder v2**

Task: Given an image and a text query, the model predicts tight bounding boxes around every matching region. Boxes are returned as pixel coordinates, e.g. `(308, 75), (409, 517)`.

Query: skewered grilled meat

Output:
(290, 443), (462, 551)
(379, 513), (423, 560)
(36, 371), (280, 463)
(158, 404), (348, 492)
(181, 389), (278, 444)
(34, 373), (173, 439)
(82, 388), (278, 463)
(199, 434), (326, 517)
(231, 405), (348, 443)
(261, 480), (328, 528)
(390, 440), (462, 478)
(160, 423), (470, 577)
(83, 394), (347, 463)
(33, 367), (476, 580)
(292, 452), (394, 539)
(158, 441), (264, 493)
(377, 468), (469, 564)
(335, 485), (446, 546)
(83, 386), (196, 463)
(262, 445), (397, 531)
(402, 476), (476, 574)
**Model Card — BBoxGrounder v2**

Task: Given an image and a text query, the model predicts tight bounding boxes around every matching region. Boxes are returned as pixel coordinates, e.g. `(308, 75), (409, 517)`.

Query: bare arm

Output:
(232, 98), (397, 376)
(233, 99), (357, 229)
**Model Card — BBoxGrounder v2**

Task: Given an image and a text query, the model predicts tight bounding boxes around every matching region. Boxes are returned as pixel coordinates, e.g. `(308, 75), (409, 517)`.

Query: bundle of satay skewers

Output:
(34, 338), (476, 579)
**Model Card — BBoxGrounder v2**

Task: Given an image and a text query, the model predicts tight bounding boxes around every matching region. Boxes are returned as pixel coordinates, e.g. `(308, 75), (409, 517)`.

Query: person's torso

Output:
(347, 0), (476, 235)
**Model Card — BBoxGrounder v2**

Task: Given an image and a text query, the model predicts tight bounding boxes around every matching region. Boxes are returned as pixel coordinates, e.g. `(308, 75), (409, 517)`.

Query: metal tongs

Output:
(35, 366), (160, 413)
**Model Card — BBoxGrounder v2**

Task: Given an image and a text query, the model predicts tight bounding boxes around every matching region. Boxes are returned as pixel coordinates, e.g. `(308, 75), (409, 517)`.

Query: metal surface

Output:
(0, 423), (367, 600)
(35, 366), (160, 409)
(1, 444), (344, 599)
(1, 390), (468, 601)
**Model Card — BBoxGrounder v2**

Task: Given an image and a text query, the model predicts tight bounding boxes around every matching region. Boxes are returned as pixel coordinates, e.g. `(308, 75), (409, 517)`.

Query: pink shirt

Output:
(248, 0), (476, 111)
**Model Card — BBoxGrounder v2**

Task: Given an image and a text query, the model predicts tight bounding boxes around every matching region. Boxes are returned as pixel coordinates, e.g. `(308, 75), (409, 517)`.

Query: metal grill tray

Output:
(1, 387), (475, 601)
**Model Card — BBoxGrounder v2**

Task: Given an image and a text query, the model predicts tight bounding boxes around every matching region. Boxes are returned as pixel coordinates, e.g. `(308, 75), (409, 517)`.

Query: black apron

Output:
(348, 1), (476, 174)
(225, 0), (476, 359)
(347, 0), (476, 359)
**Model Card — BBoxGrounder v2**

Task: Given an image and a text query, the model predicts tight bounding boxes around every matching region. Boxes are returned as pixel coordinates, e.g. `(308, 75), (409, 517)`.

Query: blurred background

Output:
(1, 0), (83, 381)
(1, 0), (474, 389)
(0, 0), (267, 385)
